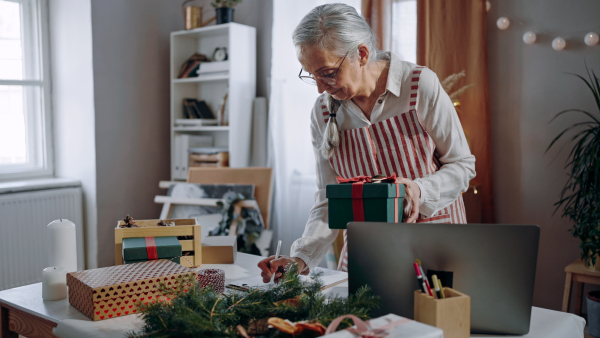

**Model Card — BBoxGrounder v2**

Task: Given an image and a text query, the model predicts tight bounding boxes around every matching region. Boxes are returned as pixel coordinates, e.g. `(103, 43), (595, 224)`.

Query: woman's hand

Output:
(257, 255), (308, 283)
(397, 177), (421, 223)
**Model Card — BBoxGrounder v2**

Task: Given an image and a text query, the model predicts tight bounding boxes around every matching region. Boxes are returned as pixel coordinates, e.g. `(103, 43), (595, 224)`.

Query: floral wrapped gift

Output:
(323, 314), (443, 338)
(67, 259), (195, 321)
(326, 174), (405, 229)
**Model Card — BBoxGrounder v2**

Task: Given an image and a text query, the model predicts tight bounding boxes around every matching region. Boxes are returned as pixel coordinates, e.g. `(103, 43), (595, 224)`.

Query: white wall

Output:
(49, 0), (98, 269)
(488, 0), (600, 310)
(90, 0), (184, 268)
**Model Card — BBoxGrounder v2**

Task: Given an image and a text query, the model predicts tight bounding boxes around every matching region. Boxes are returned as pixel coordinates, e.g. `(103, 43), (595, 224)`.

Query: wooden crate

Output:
(414, 288), (470, 338)
(115, 218), (201, 268)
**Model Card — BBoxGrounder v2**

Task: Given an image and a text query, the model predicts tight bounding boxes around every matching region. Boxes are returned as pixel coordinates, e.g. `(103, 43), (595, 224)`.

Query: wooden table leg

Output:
(0, 305), (18, 338)
(575, 282), (584, 315)
(562, 272), (573, 312)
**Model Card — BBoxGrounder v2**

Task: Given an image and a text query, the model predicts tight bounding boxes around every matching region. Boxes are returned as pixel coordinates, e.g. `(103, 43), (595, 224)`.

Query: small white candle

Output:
(47, 219), (78, 273)
(42, 266), (67, 301)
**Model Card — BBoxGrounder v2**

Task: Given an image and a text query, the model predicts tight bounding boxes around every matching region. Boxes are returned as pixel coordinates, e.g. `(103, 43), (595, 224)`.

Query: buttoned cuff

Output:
(291, 251), (314, 273)
(414, 178), (438, 218)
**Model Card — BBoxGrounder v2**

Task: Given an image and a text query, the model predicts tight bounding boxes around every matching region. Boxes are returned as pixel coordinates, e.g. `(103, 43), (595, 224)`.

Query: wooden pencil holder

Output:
(414, 288), (470, 338)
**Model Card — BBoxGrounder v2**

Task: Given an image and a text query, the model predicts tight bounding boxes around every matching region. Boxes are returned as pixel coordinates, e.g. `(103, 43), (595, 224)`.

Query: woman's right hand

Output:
(257, 255), (308, 283)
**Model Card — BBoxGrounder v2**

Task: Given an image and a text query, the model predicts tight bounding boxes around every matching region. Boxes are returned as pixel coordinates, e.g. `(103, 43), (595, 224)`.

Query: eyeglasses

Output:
(298, 52), (348, 86)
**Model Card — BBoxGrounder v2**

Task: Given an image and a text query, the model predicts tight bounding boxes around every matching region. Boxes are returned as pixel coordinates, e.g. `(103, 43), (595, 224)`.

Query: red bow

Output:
(335, 174), (401, 223)
(336, 174), (397, 184)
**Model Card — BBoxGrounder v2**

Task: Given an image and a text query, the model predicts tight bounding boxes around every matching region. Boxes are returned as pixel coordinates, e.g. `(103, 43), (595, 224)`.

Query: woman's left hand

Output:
(396, 177), (421, 223)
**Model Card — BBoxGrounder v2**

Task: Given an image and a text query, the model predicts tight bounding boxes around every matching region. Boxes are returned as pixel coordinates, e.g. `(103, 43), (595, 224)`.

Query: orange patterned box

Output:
(67, 259), (196, 321)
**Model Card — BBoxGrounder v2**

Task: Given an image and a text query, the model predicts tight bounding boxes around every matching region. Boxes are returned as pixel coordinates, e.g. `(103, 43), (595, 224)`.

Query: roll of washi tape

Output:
(197, 269), (225, 293)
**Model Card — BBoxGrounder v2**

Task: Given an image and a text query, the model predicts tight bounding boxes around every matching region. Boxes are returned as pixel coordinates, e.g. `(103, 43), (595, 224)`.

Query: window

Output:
(392, 0), (417, 64)
(0, 0), (52, 180)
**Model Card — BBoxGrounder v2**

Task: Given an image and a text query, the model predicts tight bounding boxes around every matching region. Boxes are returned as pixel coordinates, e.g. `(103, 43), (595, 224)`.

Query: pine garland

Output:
(127, 264), (380, 338)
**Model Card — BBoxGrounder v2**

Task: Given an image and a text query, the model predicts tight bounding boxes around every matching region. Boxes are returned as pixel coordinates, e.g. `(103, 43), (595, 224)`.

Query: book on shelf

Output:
(175, 119), (218, 127)
(177, 53), (210, 78)
(183, 98), (216, 120)
(196, 61), (229, 75)
(173, 134), (214, 180)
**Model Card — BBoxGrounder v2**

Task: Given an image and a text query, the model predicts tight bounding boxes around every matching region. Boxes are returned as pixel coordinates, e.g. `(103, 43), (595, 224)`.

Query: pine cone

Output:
(121, 215), (138, 228)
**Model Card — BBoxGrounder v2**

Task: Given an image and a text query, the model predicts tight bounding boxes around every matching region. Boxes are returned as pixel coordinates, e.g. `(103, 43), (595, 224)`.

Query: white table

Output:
(0, 253), (585, 338)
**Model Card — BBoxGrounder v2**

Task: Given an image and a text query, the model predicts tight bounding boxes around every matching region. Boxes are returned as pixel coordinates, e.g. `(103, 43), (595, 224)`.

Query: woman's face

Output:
(298, 45), (364, 101)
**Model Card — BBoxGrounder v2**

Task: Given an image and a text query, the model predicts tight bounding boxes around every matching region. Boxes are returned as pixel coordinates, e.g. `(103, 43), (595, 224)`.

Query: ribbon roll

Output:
(325, 314), (411, 337)
(197, 269), (225, 294)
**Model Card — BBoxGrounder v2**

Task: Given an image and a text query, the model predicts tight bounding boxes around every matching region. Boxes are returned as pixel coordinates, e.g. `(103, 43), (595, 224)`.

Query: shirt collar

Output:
(385, 52), (403, 97)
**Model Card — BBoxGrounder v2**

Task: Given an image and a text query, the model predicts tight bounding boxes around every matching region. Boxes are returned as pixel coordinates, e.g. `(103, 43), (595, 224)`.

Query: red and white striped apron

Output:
(325, 66), (468, 272)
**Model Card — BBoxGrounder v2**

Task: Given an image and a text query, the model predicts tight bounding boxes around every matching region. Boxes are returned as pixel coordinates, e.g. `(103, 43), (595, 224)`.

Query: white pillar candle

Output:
(47, 219), (78, 273)
(42, 266), (67, 301)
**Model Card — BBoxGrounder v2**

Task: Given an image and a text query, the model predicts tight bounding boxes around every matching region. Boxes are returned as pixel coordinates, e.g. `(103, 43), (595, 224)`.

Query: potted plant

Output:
(212, 0), (242, 25)
(547, 65), (600, 270)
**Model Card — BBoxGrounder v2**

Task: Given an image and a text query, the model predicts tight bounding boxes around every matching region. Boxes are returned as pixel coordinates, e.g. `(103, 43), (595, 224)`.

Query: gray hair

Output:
(293, 3), (382, 159)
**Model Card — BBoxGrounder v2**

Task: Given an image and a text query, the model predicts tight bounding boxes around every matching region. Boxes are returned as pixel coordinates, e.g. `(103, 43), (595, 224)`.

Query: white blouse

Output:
(290, 53), (476, 272)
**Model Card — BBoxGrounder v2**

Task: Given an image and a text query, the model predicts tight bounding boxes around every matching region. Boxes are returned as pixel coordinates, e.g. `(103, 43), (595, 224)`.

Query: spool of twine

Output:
(197, 269), (225, 293)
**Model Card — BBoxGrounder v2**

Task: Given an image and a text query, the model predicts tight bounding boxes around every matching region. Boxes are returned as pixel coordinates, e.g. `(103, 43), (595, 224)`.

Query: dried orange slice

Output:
(296, 322), (327, 336)
(267, 317), (296, 335)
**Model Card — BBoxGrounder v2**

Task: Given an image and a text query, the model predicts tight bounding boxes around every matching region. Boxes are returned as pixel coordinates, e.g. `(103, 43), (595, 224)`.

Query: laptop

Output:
(347, 222), (539, 335)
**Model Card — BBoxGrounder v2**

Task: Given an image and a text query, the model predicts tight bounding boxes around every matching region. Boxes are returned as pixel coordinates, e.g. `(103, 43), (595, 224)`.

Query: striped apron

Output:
(324, 66), (468, 272)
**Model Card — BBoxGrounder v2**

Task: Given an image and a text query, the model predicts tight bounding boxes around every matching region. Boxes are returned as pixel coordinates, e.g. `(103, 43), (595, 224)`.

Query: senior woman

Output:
(258, 3), (475, 282)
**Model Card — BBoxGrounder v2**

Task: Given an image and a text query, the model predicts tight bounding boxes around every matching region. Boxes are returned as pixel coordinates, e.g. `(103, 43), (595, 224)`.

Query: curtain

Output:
(361, 0), (393, 50)
(268, 0), (361, 265)
(417, 0), (494, 222)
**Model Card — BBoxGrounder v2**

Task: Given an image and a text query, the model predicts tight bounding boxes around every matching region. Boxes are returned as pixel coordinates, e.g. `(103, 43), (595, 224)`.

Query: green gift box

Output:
(122, 236), (182, 264)
(326, 181), (405, 229)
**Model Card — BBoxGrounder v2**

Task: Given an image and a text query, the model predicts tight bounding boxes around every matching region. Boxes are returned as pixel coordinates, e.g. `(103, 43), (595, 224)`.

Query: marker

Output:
(438, 279), (446, 299)
(432, 275), (442, 299)
(413, 262), (427, 293)
(416, 259), (434, 297)
(270, 240), (282, 284)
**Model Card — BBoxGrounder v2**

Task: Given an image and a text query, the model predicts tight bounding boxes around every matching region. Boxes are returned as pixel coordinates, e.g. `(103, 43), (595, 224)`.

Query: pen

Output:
(270, 240), (282, 284)
(416, 259), (434, 297)
(432, 275), (442, 299)
(413, 262), (427, 293)
(438, 279), (446, 299)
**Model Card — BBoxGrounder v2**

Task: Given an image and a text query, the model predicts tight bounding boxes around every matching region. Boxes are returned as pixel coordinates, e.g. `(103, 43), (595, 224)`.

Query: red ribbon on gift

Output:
(325, 314), (411, 337)
(145, 237), (158, 260)
(336, 174), (401, 223)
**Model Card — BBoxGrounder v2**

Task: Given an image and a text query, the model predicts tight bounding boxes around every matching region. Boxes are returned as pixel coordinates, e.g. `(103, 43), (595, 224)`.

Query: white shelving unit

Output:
(170, 23), (256, 180)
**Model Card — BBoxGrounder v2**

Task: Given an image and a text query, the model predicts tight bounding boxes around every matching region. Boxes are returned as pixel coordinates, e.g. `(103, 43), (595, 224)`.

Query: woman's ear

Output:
(357, 44), (370, 66)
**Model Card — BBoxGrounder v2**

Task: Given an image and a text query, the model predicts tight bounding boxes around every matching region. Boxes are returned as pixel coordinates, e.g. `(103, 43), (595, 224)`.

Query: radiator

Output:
(0, 187), (84, 291)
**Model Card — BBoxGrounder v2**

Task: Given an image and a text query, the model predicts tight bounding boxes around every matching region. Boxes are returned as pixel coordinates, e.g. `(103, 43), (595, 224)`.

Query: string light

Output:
(496, 17), (510, 30)
(552, 37), (566, 51)
(491, 1), (600, 50)
(584, 32), (599, 46)
(523, 31), (537, 44)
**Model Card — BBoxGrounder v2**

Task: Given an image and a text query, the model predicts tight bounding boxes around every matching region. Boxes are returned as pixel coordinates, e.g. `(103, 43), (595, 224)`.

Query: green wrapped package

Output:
(122, 236), (182, 264)
(326, 182), (405, 229)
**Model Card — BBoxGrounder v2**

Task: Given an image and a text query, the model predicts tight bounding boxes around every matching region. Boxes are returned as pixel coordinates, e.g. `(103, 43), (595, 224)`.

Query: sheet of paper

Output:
(226, 267), (348, 291)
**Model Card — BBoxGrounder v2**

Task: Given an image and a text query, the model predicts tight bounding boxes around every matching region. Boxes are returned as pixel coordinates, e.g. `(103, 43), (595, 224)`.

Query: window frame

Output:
(0, 0), (53, 181)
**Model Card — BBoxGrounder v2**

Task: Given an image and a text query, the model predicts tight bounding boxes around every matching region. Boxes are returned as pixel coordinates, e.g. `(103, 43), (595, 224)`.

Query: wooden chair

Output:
(187, 167), (273, 229)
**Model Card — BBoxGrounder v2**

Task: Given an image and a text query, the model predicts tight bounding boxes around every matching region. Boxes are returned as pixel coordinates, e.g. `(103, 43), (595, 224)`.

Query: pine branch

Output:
(128, 264), (380, 338)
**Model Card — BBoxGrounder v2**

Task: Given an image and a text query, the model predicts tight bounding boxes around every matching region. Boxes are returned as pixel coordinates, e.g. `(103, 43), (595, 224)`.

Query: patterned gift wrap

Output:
(197, 268), (225, 293)
(67, 259), (196, 321)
